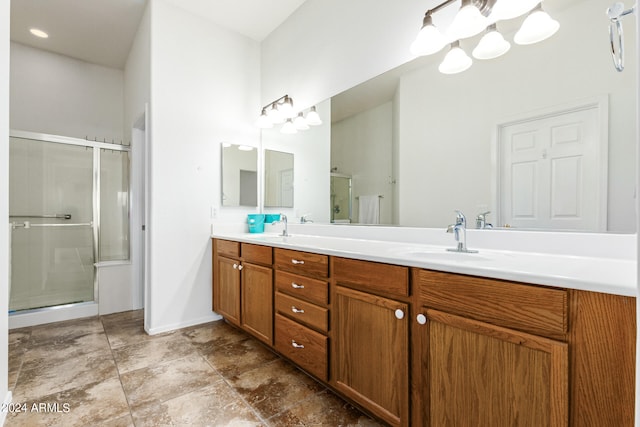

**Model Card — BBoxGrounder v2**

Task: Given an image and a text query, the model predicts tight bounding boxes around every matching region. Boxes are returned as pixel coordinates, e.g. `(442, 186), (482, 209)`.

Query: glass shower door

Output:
(9, 137), (95, 312)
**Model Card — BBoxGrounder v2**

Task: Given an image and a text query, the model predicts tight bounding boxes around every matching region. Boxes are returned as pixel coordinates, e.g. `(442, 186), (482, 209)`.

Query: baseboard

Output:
(145, 313), (222, 335)
(0, 391), (12, 426)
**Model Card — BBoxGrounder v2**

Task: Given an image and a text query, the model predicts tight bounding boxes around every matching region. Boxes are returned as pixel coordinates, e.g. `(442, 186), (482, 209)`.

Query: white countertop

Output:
(211, 224), (638, 297)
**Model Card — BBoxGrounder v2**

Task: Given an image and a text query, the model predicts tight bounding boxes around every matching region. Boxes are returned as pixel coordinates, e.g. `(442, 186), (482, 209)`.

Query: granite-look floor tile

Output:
(94, 414), (135, 427)
(8, 329), (32, 347)
(120, 354), (221, 411)
(22, 332), (112, 370)
(103, 321), (172, 350)
(269, 390), (384, 427)
(131, 381), (264, 427)
(112, 333), (198, 374)
(6, 378), (130, 427)
(182, 320), (248, 353)
(12, 350), (119, 402)
(100, 309), (144, 327)
(203, 337), (278, 381)
(28, 317), (104, 346)
(229, 358), (325, 420)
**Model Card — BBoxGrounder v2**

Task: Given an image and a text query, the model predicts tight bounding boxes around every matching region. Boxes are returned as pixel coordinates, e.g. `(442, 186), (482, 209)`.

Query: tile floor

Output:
(6, 310), (383, 426)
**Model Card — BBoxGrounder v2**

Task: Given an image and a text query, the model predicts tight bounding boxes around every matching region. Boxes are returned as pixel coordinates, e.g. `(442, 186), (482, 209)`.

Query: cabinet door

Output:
(332, 286), (409, 427)
(422, 309), (568, 427)
(215, 256), (241, 326)
(241, 262), (273, 345)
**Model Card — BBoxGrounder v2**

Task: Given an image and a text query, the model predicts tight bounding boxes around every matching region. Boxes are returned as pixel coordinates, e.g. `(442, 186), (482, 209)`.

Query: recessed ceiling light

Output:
(29, 28), (49, 39)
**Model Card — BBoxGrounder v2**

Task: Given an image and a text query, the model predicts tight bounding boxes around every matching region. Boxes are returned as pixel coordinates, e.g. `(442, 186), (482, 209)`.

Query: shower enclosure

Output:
(330, 173), (352, 223)
(9, 131), (130, 313)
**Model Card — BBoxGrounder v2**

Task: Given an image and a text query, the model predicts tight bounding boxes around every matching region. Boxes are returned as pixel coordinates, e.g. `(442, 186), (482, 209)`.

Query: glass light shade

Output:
(514, 6), (560, 45)
(293, 113), (309, 130)
(306, 106), (322, 126)
(280, 96), (295, 119)
(472, 28), (511, 60)
(30, 28), (49, 38)
(256, 109), (273, 128)
(237, 145), (254, 151)
(448, 1), (489, 40)
(410, 15), (446, 56)
(490, 0), (539, 20)
(439, 43), (472, 74)
(281, 118), (297, 134)
(267, 103), (285, 124)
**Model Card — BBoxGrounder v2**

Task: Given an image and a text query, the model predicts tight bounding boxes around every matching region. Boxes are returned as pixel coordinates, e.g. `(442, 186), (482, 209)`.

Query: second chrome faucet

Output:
(446, 210), (478, 253)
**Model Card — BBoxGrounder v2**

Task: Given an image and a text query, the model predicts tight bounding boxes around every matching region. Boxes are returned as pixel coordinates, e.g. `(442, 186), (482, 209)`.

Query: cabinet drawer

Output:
(241, 243), (272, 265)
(216, 239), (239, 258)
(333, 257), (409, 297)
(275, 314), (328, 381)
(276, 291), (328, 333)
(275, 271), (328, 305)
(274, 248), (328, 279)
(416, 270), (568, 337)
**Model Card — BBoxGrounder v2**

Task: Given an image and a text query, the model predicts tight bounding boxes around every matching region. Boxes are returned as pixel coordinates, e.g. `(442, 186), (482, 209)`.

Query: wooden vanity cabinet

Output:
(274, 248), (330, 382)
(212, 239), (273, 345)
(331, 257), (410, 427)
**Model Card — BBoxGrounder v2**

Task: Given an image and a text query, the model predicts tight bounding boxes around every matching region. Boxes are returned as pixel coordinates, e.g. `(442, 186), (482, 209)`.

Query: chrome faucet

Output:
(300, 214), (314, 224)
(475, 211), (493, 229)
(272, 214), (289, 237)
(446, 210), (477, 253)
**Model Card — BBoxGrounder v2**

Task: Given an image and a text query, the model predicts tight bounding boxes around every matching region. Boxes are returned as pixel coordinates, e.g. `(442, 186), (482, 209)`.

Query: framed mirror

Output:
(264, 149), (294, 208)
(221, 143), (258, 207)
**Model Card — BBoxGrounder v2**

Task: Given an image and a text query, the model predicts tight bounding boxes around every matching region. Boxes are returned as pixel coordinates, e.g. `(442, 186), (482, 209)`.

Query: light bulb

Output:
(514, 4), (560, 45)
(439, 42), (472, 74)
(255, 109), (273, 128)
(280, 96), (295, 119)
(306, 106), (322, 126)
(490, 0), (539, 20)
(281, 118), (297, 134)
(472, 25), (511, 60)
(29, 28), (49, 38)
(293, 112), (309, 130)
(448, 0), (489, 40)
(410, 14), (446, 56)
(267, 103), (284, 124)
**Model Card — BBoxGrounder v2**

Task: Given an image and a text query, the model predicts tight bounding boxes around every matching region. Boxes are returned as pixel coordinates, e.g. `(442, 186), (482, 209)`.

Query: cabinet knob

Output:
(416, 314), (427, 325)
(291, 340), (305, 349)
(291, 306), (305, 314)
(237, 264), (243, 271)
(394, 309), (405, 320)
(232, 263), (238, 269)
(291, 259), (305, 265)
(291, 282), (305, 289)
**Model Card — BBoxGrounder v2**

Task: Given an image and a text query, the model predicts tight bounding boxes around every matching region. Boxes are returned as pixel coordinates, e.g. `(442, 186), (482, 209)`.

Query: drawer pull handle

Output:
(233, 263), (238, 269)
(237, 264), (243, 271)
(291, 259), (305, 265)
(395, 309), (405, 320)
(291, 283), (305, 289)
(416, 314), (427, 325)
(291, 340), (305, 349)
(291, 306), (305, 314)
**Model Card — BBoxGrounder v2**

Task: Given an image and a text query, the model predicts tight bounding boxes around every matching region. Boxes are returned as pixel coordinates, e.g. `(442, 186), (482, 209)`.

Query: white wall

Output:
(397, 0), (636, 232)
(124, 4), (150, 137)
(1, 0), (9, 420)
(147, 0), (261, 333)
(261, 0), (423, 110)
(10, 43), (124, 142)
(332, 101), (395, 224)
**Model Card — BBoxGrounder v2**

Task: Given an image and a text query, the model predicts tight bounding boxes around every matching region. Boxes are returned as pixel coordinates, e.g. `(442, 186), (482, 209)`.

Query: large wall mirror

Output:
(221, 143), (258, 207)
(326, 0), (636, 232)
(264, 149), (294, 208)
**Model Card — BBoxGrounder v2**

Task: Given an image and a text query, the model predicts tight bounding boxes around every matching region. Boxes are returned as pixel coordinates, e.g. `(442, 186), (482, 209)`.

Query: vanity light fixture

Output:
(472, 24), (511, 60)
(305, 106), (323, 126)
(411, 0), (559, 75)
(439, 41), (473, 74)
(30, 28), (49, 38)
(514, 3), (560, 45)
(448, 0), (489, 40)
(256, 95), (322, 132)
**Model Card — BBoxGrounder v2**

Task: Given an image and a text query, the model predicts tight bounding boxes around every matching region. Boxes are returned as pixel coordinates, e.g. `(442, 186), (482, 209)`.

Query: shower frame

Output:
(9, 129), (132, 314)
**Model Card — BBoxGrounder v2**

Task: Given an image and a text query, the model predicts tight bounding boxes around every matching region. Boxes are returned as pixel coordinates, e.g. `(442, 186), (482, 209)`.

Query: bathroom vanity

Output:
(211, 229), (635, 426)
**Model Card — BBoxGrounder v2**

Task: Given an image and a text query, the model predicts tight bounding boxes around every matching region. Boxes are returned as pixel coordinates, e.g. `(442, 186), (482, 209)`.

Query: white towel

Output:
(358, 195), (380, 224)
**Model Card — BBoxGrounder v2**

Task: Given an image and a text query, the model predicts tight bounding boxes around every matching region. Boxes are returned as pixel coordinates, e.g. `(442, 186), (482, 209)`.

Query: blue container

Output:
(247, 214), (265, 233)
(264, 213), (281, 223)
